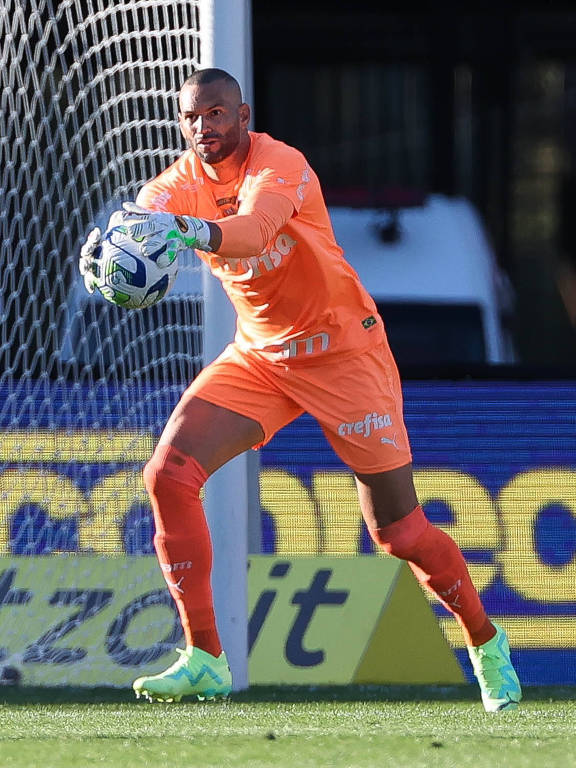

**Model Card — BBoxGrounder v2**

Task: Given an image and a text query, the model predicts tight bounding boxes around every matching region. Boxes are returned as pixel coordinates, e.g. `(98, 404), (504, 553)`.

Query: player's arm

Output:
(207, 192), (295, 257)
(120, 192), (294, 259)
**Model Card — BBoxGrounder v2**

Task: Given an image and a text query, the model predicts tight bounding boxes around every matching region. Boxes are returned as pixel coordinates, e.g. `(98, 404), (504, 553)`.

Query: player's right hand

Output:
(120, 202), (213, 255)
(79, 227), (102, 294)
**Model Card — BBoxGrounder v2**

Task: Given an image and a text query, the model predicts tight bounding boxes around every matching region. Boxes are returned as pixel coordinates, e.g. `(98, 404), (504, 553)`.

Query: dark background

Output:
(251, 0), (576, 369)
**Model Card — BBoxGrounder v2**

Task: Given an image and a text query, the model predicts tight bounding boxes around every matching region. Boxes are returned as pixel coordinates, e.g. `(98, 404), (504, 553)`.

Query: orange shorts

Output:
(182, 340), (412, 474)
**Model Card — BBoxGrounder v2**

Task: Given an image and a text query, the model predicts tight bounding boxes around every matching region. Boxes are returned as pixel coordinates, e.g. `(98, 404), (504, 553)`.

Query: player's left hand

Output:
(78, 226), (102, 293)
(120, 202), (212, 260)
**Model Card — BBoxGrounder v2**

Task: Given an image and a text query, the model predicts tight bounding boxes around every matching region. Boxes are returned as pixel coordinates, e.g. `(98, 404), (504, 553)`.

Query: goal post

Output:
(198, 0), (254, 693)
(0, 0), (254, 690)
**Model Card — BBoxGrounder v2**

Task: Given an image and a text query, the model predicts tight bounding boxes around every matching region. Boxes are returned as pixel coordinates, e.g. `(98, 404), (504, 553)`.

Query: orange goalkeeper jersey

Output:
(136, 131), (385, 363)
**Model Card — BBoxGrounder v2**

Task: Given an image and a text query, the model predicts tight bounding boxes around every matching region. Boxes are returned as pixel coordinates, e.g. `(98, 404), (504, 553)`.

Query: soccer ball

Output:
(93, 225), (178, 309)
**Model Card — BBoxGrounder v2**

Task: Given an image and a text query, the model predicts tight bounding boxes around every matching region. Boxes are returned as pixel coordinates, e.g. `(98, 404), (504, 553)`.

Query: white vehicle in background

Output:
(328, 193), (516, 366)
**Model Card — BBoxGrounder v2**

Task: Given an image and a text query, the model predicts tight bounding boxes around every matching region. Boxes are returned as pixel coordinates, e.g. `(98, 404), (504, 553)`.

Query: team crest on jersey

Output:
(216, 196), (238, 216)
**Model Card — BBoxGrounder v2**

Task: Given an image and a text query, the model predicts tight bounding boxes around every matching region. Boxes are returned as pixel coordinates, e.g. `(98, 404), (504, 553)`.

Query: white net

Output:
(0, 0), (208, 684)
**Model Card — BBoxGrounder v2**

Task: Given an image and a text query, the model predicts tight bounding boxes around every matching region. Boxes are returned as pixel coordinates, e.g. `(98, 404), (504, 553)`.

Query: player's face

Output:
(178, 81), (249, 164)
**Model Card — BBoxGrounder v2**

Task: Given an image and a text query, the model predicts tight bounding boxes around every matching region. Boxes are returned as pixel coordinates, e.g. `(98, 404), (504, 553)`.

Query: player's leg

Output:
(134, 346), (302, 702)
(146, 398), (263, 654)
(283, 341), (521, 711)
(355, 465), (521, 712)
(355, 463), (493, 642)
(157, 394), (265, 474)
(134, 398), (262, 702)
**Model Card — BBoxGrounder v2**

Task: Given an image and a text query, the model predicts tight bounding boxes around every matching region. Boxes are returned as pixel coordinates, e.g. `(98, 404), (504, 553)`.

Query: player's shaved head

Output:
(178, 68), (250, 167)
(182, 68), (243, 105)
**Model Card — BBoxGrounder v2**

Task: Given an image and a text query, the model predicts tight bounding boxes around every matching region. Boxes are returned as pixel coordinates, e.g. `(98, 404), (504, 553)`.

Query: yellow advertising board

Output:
(0, 555), (464, 687)
(247, 556), (464, 685)
(0, 556), (179, 687)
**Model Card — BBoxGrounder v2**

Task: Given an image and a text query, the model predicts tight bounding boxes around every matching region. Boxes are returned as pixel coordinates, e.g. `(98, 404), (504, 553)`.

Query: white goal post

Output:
(199, 0), (254, 693)
(0, 0), (254, 690)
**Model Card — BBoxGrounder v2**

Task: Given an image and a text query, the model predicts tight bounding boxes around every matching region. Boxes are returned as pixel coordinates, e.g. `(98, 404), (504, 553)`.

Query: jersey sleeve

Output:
(216, 192), (295, 258)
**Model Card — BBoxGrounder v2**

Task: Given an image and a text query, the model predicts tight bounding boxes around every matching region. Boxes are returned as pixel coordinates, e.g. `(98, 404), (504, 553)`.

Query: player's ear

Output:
(239, 103), (250, 128)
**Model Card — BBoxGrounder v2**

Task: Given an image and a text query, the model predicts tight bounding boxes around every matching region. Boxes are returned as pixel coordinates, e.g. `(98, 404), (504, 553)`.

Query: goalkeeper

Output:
(80, 68), (521, 712)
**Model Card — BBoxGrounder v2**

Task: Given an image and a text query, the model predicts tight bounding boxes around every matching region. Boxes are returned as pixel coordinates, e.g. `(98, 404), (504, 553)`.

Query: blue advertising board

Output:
(0, 380), (575, 685)
(260, 382), (576, 686)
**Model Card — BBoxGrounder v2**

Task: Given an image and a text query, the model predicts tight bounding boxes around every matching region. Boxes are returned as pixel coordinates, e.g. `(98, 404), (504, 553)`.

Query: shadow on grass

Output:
(1, 684), (575, 706)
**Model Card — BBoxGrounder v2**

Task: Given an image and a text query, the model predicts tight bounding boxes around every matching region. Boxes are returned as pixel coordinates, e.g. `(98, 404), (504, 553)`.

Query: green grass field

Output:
(1, 685), (575, 768)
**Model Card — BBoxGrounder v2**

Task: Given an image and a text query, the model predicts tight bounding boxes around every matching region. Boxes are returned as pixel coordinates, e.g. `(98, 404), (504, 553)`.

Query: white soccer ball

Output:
(94, 225), (178, 309)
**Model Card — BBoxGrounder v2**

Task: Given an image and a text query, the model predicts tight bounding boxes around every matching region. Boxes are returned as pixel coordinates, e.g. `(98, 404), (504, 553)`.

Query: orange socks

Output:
(143, 444), (222, 657)
(144, 448), (493, 653)
(369, 505), (495, 647)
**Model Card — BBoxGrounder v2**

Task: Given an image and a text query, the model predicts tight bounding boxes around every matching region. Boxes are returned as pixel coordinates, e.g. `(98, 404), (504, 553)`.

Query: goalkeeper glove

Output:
(78, 226), (102, 294)
(78, 211), (126, 294)
(120, 202), (214, 261)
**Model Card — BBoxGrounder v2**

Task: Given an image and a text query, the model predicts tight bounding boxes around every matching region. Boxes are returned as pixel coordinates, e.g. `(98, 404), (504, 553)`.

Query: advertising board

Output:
(0, 381), (574, 685)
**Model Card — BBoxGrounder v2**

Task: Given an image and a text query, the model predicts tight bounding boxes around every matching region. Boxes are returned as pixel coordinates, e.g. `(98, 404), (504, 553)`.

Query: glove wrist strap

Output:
(177, 216), (213, 252)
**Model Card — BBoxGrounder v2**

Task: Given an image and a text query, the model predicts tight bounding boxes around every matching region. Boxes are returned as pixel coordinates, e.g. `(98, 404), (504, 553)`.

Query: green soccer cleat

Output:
(467, 622), (522, 713)
(133, 646), (232, 703)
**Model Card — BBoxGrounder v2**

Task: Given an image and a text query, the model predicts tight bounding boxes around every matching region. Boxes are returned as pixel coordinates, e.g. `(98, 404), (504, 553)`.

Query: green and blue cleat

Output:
(468, 622), (522, 713)
(133, 646), (232, 703)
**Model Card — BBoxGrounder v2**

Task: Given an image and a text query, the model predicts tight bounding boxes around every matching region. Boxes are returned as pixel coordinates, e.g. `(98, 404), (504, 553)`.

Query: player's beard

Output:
(192, 123), (241, 165)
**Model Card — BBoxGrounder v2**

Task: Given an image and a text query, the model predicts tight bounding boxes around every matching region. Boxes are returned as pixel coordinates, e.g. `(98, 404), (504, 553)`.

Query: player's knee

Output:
(368, 504), (429, 559)
(143, 444), (208, 495)
(142, 450), (173, 496)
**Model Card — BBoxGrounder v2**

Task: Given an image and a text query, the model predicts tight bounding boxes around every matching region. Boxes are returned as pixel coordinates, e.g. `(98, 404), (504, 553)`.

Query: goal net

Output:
(0, 0), (250, 688)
